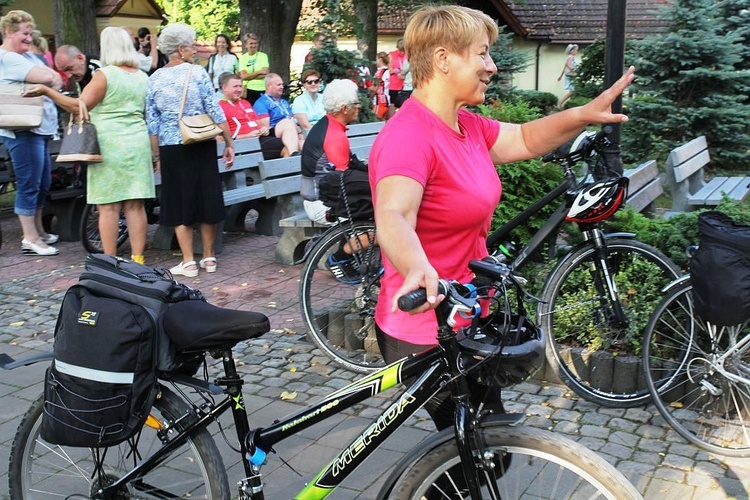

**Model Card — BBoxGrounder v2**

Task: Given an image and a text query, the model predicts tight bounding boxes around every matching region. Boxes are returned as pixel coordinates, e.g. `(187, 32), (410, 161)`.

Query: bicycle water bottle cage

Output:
(565, 176), (628, 224)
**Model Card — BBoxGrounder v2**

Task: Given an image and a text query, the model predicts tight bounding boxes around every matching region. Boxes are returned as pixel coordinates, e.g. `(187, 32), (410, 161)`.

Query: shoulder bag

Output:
(0, 51), (44, 130)
(178, 64), (222, 144)
(56, 99), (103, 163)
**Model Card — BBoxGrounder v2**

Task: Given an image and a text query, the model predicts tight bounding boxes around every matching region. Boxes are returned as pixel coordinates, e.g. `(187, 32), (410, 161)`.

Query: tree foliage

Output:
(623, 0), (750, 170)
(154, 0), (240, 43)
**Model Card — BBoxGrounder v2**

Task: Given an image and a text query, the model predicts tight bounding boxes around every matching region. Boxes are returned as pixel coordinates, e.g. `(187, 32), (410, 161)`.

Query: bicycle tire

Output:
(299, 221), (385, 373)
(388, 425), (643, 499)
(643, 280), (750, 457)
(9, 387), (231, 499)
(80, 203), (129, 254)
(539, 238), (681, 407)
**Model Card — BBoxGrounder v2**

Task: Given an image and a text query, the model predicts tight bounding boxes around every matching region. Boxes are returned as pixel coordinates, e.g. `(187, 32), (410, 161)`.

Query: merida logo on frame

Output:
(331, 392), (416, 477)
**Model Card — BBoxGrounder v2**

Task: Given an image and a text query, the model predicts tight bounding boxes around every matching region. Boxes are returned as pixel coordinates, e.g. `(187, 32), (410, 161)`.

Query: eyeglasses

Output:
(304, 79), (321, 85)
(348, 102), (362, 109)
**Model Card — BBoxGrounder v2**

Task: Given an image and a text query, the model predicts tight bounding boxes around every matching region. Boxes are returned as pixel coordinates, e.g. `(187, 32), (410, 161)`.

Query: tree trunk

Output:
(54, 0), (99, 55)
(353, 0), (378, 63)
(238, 0), (304, 84)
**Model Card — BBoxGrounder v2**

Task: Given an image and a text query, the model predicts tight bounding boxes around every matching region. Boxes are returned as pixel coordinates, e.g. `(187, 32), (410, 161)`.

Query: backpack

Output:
(318, 155), (374, 221)
(41, 255), (205, 447)
(690, 211), (750, 326)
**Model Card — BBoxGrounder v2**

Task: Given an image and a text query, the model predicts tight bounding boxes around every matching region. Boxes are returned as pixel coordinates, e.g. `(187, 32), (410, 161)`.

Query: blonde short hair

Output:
(405, 5), (498, 88)
(0, 10), (35, 37)
(101, 27), (140, 68)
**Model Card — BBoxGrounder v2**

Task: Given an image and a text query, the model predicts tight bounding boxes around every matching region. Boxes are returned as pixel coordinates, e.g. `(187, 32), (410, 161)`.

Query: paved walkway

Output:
(0, 210), (748, 499)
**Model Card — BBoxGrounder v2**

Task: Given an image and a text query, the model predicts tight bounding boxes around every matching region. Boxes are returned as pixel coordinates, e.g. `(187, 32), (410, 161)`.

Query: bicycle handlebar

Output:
(397, 258), (518, 313)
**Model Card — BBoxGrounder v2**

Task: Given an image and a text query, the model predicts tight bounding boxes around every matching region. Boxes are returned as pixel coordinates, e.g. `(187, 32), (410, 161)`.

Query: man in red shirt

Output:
(217, 73), (285, 159)
(387, 39), (406, 117)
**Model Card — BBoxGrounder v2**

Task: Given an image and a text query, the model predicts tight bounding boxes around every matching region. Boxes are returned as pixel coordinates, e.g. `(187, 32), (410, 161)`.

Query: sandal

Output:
(199, 257), (217, 273)
(170, 260), (199, 278)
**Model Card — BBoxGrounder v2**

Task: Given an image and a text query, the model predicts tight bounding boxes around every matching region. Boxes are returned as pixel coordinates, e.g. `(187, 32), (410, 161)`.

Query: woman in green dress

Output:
(26, 26), (155, 264)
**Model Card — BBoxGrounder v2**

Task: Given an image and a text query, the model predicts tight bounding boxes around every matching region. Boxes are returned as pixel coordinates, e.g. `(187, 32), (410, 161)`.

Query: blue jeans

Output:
(1, 132), (52, 216)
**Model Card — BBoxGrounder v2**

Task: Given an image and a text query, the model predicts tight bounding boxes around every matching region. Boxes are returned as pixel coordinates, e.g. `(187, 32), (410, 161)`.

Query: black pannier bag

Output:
(690, 211), (750, 326)
(41, 255), (205, 447)
(318, 154), (374, 221)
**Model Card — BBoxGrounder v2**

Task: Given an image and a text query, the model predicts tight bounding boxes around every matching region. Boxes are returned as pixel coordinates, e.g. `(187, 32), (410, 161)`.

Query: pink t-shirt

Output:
(369, 97), (502, 345)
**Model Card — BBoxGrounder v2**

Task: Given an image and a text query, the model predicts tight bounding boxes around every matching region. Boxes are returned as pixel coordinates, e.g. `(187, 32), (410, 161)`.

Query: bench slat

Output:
(217, 137), (261, 156)
(623, 160), (658, 193)
(625, 178), (663, 213)
(258, 157), (301, 179)
(263, 175), (301, 198)
(222, 184), (265, 205)
(671, 149), (710, 184)
(667, 136), (708, 167)
(346, 121), (385, 137)
(688, 176), (750, 205)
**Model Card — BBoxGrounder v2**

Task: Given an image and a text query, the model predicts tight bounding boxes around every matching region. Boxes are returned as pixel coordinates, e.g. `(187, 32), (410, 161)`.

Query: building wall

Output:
(3, 0), (163, 42)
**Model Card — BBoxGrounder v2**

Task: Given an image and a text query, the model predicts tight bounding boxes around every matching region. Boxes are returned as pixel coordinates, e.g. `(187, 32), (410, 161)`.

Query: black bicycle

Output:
(7, 258), (642, 499)
(299, 130), (681, 408)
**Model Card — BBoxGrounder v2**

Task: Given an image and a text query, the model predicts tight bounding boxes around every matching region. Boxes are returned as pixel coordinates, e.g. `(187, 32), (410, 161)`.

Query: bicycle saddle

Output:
(162, 300), (270, 351)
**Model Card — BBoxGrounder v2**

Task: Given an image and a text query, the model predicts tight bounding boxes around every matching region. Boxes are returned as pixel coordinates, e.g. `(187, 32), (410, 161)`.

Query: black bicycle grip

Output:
(397, 281), (449, 311)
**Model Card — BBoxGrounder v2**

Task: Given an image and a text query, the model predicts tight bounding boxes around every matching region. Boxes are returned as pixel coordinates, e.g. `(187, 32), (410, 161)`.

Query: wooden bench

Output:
(272, 121), (385, 264)
(42, 140), (87, 242)
(623, 159), (663, 213)
(0, 144), (15, 191)
(666, 136), (750, 212)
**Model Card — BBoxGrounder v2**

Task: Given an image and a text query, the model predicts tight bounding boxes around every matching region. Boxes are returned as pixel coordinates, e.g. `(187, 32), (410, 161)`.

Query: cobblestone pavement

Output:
(0, 210), (748, 499)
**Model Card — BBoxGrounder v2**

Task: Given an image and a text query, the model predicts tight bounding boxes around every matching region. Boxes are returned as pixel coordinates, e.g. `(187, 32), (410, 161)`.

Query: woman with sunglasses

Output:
(292, 69), (326, 131)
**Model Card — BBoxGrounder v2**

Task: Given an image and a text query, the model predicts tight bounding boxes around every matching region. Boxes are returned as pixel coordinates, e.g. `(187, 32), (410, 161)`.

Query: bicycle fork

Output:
(584, 228), (629, 329)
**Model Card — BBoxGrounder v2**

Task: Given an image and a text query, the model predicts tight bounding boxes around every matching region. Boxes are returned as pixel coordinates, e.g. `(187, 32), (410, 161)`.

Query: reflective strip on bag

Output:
(55, 359), (134, 384)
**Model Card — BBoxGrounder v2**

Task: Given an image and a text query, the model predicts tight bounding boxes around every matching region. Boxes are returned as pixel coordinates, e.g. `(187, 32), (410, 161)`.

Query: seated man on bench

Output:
(217, 72), (286, 159)
(301, 79), (373, 284)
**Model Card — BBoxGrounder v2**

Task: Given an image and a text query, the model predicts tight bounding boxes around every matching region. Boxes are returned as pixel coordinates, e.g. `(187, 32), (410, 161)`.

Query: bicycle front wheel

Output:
(299, 221), (385, 373)
(80, 203), (129, 254)
(9, 387), (230, 499)
(539, 238), (681, 407)
(643, 280), (750, 457)
(389, 426), (642, 499)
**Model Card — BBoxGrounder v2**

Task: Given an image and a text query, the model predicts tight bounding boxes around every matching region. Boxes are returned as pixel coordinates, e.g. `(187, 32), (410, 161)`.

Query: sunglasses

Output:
(304, 79), (321, 84)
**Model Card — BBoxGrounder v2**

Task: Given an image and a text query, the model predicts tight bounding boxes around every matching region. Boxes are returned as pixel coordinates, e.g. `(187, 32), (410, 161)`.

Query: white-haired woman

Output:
(26, 26), (156, 263)
(557, 43), (579, 109)
(146, 23), (234, 277)
(1, 10), (63, 256)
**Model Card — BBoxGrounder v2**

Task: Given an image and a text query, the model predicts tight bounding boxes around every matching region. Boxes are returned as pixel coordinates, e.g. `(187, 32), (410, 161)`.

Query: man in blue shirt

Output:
(253, 73), (303, 155)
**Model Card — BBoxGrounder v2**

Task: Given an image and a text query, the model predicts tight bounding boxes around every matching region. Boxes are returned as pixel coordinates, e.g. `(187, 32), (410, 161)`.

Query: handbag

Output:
(178, 65), (222, 144)
(0, 82), (44, 131)
(56, 100), (103, 164)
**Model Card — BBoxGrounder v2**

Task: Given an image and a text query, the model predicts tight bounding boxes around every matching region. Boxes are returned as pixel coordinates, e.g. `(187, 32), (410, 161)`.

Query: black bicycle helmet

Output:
(565, 176), (628, 224)
(456, 313), (545, 387)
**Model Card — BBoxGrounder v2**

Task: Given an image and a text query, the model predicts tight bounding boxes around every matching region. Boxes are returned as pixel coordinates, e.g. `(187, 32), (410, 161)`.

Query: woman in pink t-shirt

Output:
(369, 5), (635, 429)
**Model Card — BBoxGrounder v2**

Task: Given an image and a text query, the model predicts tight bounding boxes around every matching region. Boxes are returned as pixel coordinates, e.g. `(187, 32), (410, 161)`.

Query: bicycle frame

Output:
(98, 335), (500, 499)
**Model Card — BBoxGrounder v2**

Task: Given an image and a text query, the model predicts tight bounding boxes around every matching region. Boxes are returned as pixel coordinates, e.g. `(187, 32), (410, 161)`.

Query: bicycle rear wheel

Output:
(299, 221), (385, 373)
(643, 280), (750, 457)
(9, 387), (230, 499)
(388, 426), (642, 499)
(80, 203), (129, 254)
(539, 238), (681, 407)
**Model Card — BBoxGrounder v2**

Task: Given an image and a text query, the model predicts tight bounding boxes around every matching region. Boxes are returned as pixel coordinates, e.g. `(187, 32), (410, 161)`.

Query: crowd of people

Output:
(1, 7), (606, 292)
(0, 11), (391, 272)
